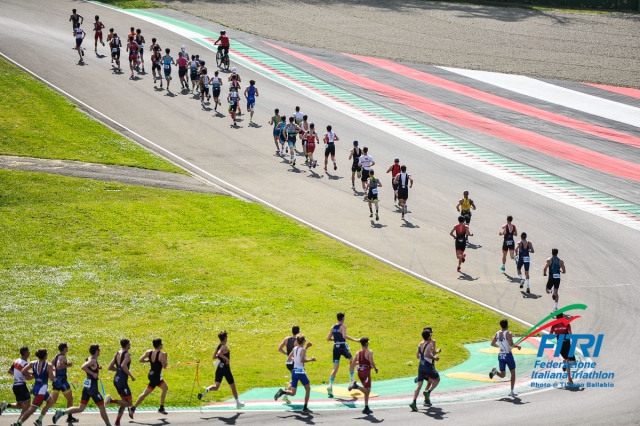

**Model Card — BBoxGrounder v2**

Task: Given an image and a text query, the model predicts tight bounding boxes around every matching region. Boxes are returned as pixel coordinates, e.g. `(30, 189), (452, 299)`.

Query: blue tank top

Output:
(332, 323), (345, 344)
(247, 86), (255, 99)
(518, 241), (531, 258)
(53, 354), (66, 379)
(550, 256), (561, 274)
(33, 361), (49, 386)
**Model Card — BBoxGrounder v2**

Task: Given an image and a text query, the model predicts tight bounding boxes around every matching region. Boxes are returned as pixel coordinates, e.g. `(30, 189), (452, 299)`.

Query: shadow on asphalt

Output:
(458, 272), (479, 281)
(355, 413), (385, 422)
(521, 291), (541, 299)
(277, 412), (316, 424)
(131, 418), (171, 426)
(423, 405), (448, 420)
(201, 412), (243, 424)
(498, 395), (530, 405)
(401, 219), (419, 228)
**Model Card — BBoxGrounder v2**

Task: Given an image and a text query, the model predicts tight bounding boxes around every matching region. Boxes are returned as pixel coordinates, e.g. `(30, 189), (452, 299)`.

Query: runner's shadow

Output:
(521, 291), (540, 299)
(277, 413), (315, 425)
(77, 61), (87, 66)
(355, 414), (384, 423)
(288, 166), (304, 173)
(504, 273), (521, 283)
(325, 173), (342, 181)
(130, 419), (170, 426)
(561, 385), (585, 392)
(401, 219), (419, 228)
(130, 75), (142, 81)
(249, 122), (262, 128)
(370, 220), (386, 229)
(307, 169), (323, 179)
(95, 53), (106, 59)
(214, 111), (225, 118)
(201, 412), (242, 424)
(201, 106), (212, 112)
(153, 86), (165, 91)
(466, 242), (482, 249)
(423, 406), (448, 420)
(457, 272), (478, 281)
(165, 91), (176, 97)
(498, 396), (529, 405)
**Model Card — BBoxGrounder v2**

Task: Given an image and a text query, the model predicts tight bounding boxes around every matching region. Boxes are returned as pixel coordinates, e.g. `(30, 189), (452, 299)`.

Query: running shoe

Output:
(327, 386), (333, 398)
(402, 214), (405, 219)
(285, 148), (289, 154)
(104, 395), (111, 405)
(158, 406), (168, 415)
(370, 213), (374, 218)
(509, 391), (518, 397)
(302, 407), (311, 413)
(457, 267), (461, 272)
(423, 391), (431, 405)
(526, 287), (530, 294)
(351, 185), (355, 190)
(81, 49), (84, 56)
(0, 400), (6, 415)
(364, 195), (368, 201)
(129, 406), (136, 419)
(201, 101), (205, 107)
(236, 401), (245, 409)
(313, 160), (317, 168)
(394, 195), (397, 202)
(334, 164), (337, 170)
(409, 402), (418, 412)
(500, 265), (505, 272)
(274, 389), (285, 401)
(489, 367), (497, 379)
(423, 400), (431, 406)
(376, 214), (379, 221)
(68, 415), (79, 423)
(414, 377), (419, 383)
(552, 307), (558, 313)
(282, 395), (291, 404)
(250, 117), (253, 123)
(276, 150), (280, 155)
(519, 279), (525, 289)
(53, 409), (64, 424)
(101, 41), (105, 46)
(292, 158), (296, 167)
(362, 407), (373, 414)
(461, 253), (466, 263)
(348, 381), (357, 391)
(34, 418), (42, 426)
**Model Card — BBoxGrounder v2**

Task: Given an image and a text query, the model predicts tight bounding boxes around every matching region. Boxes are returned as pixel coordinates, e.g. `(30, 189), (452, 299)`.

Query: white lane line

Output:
(0, 50), (533, 328)
(440, 67), (640, 129)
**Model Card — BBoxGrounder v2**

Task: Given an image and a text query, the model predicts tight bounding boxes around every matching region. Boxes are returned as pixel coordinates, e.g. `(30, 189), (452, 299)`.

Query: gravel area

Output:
(155, 0), (640, 88)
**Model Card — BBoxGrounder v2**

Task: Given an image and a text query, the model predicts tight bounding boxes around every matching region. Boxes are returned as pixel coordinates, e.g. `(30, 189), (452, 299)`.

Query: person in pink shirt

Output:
(177, 52), (189, 90)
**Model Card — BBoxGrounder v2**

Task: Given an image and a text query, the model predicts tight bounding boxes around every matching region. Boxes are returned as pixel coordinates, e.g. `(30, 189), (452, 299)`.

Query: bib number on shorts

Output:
(112, 48), (118, 53)
(553, 273), (561, 279)
(325, 144), (329, 149)
(506, 240), (513, 246)
(164, 64), (170, 69)
(83, 379), (91, 389)
(523, 257), (530, 262)
(205, 84), (210, 89)
(214, 360), (221, 367)
(498, 353), (507, 360)
(372, 188), (378, 195)
(293, 368), (305, 374)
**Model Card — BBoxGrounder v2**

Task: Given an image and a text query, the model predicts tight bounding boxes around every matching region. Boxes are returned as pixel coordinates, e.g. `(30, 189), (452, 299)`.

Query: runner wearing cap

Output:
(386, 158), (402, 203)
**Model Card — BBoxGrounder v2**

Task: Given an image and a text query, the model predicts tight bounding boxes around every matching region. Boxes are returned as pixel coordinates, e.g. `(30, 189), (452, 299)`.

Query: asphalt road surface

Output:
(0, 0), (638, 424)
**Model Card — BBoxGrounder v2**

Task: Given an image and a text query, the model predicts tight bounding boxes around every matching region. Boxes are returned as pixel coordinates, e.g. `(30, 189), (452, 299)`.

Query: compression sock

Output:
(554, 302), (558, 310)
(526, 279), (530, 288)
(350, 372), (355, 381)
(329, 378), (334, 386)
(518, 274), (523, 280)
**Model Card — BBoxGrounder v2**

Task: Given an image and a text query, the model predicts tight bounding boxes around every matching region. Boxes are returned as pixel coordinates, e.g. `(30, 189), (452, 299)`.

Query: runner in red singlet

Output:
(305, 123), (319, 169)
(93, 16), (105, 52)
(348, 338), (377, 415)
(386, 158), (402, 203)
(450, 216), (472, 272)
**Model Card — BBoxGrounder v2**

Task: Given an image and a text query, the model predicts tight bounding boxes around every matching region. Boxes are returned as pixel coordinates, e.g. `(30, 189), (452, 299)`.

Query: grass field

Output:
(0, 58), (182, 173)
(0, 170), (526, 407)
(96, 0), (164, 9)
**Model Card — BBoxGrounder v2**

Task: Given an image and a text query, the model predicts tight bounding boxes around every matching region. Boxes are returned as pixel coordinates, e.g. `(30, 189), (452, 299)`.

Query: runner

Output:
(455, 191), (476, 240)
(74, 26), (86, 62)
(244, 80), (259, 123)
(499, 216), (518, 272)
(323, 125), (339, 172)
(550, 313), (575, 384)
(150, 39), (162, 85)
(543, 248), (566, 312)
(365, 169), (381, 221)
(283, 116), (300, 166)
(348, 141), (362, 190)
(69, 9), (83, 31)
(489, 318), (521, 397)
(298, 115), (310, 162)
(269, 109), (281, 154)
(109, 32), (122, 72)
(5, 347), (32, 420)
(229, 67), (242, 115)
(197, 331), (245, 409)
(129, 338), (168, 417)
(515, 232), (535, 293)
(189, 55), (199, 94)
(450, 216), (472, 272)
(393, 165), (413, 219)
(348, 337), (378, 415)
(326, 312), (360, 398)
(127, 27), (136, 47)
(410, 329), (440, 411)
(177, 52), (189, 90)
(274, 334), (315, 413)
(358, 147), (375, 199)
(305, 123), (319, 168)
(162, 48), (175, 91)
(278, 116), (287, 154)
(52, 345), (112, 426)
(227, 86), (241, 126)
(294, 106), (304, 125)
(107, 339), (136, 426)
(277, 325), (301, 404)
(92, 16), (105, 52)
(14, 349), (55, 426)
(180, 46), (189, 84)
(49, 343), (78, 424)
(211, 70), (222, 110)
(135, 29), (145, 72)
(199, 67), (210, 108)
(386, 158), (401, 203)
(126, 36), (139, 78)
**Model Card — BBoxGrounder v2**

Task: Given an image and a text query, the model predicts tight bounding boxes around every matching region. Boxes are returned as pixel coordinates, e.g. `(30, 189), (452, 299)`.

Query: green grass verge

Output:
(95, 0), (164, 8)
(0, 170), (526, 407)
(0, 58), (183, 173)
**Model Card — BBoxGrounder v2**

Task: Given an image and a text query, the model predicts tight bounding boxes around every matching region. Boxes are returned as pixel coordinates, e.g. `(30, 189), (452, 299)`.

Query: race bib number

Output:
(83, 379), (91, 389)
(506, 240), (513, 246)
(372, 188), (378, 195)
(205, 84), (210, 89)
(523, 257), (530, 262)
(111, 48), (117, 53)
(553, 273), (561, 279)
(164, 64), (170, 69)
(293, 368), (305, 374)
(286, 360), (293, 365)
(324, 144), (329, 149)
(214, 360), (221, 368)
(140, 44), (145, 49)
(498, 353), (507, 360)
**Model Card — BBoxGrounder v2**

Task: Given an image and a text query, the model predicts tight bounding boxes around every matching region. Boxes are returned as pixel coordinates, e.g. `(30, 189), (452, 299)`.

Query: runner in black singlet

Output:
(130, 339), (168, 418)
(197, 331), (245, 409)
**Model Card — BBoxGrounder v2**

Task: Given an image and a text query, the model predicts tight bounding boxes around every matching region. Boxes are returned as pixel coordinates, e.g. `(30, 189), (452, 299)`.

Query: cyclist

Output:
(214, 30), (230, 65)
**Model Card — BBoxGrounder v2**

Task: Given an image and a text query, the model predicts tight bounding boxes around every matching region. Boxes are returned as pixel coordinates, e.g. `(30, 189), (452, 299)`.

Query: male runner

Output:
(189, 55), (199, 93)
(294, 106), (304, 124)
(162, 48), (175, 91)
(5, 348), (32, 421)
(69, 9), (83, 30)
(298, 115), (310, 162)
(543, 248), (566, 312)
(127, 27), (136, 46)
(177, 52), (189, 89)
(211, 70), (222, 110)
(550, 313), (575, 384)
(515, 232), (535, 293)
(324, 125), (339, 172)
(386, 158), (401, 203)
(274, 334), (315, 413)
(348, 337), (378, 415)
(107, 339), (136, 426)
(305, 123), (319, 168)
(74, 26), (86, 62)
(269, 109), (282, 154)
(410, 329), (440, 411)
(50, 343), (78, 424)
(499, 215), (518, 272)
(358, 147), (375, 199)
(283, 116), (300, 166)
(180, 46), (189, 82)
(228, 86), (241, 126)
(326, 312), (360, 398)
(244, 80), (259, 123)
(277, 325), (301, 403)
(150, 39), (162, 84)
(229, 67), (242, 114)
(14, 349), (55, 426)
(52, 345), (112, 426)
(200, 68), (211, 107)
(135, 29), (145, 72)
(109, 32), (121, 72)
(365, 169), (381, 221)
(489, 318), (521, 397)
(348, 141), (362, 190)
(456, 191), (476, 239)
(126, 36), (139, 78)
(450, 216), (472, 272)
(93, 16), (105, 52)
(198, 331), (245, 409)
(393, 165), (413, 219)
(130, 338), (168, 417)
(106, 28), (115, 59)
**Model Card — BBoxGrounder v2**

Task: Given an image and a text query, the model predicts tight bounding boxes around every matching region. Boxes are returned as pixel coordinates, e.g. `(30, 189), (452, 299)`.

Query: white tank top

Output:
(293, 347), (304, 370)
(75, 28), (83, 39)
(326, 132), (336, 143)
(496, 330), (511, 353)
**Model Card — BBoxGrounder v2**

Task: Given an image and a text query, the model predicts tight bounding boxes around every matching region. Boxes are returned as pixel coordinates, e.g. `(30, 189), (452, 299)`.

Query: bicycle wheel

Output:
(224, 54), (230, 70)
(216, 52), (222, 68)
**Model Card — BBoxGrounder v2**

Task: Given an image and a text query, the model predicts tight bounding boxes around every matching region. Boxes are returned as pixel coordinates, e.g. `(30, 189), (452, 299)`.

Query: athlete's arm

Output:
(490, 334), (498, 348)
(255, 88), (259, 96)
(160, 352), (168, 369)
(529, 243), (534, 254)
(121, 353), (135, 381)
(369, 350), (378, 373)
(216, 345), (230, 364)
(302, 348), (316, 363)
(108, 356), (117, 372)
(561, 260), (566, 273)
(456, 200), (462, 212)
(409, 175), (413, 188)
(543, 258), (550, 276)
(81, 359), (98, 379)
(370, 159), (375, 166)
(425, 342), (439, 362)
(138, 350), (151, 363)
(506, 331), (521, 350)
(341, 325), (359, 342)
(277, 337), (289, 356)
(334, 134), (339, 141)
(512, 225), (518, 237)
(393, 174), (399, 184)
(449, 227), (456, 239)
(465, 225), (473, 237)
(499, 225), (506, 236)
(326, 329), (334, 342)
(471, 200), (476, 210)
(57, 355), (71, 369)
(377, 179), (382, 187)
(47, 363), (55, 381)
(21, 361), (34, 375)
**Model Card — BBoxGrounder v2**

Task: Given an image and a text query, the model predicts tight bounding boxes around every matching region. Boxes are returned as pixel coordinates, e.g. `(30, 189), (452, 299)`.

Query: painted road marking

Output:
(478, 348), (538, 355)
(584, 83), (640, 101)
(441, 67), (640, 129)
(311, 386), (379, 398)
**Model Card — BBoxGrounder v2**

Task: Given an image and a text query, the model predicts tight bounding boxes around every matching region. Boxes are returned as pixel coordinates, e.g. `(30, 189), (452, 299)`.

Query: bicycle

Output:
(216, 49), (230, 70)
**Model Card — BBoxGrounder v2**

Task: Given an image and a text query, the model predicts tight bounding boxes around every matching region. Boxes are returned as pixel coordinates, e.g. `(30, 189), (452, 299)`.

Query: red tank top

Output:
(358, 350), (371, 368)
(391, 164), (401, 177)
(306, 132), (316, 144)
(455, 223), (466, 238)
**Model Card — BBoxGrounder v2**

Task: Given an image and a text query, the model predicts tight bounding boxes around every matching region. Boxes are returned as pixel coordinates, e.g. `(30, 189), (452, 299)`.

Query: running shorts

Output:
(286, 361), (294, 372)
(190, 71), (198, 81)
(361, 169), (370, 182)
(455, 238), (466, 253)
(147, 371), (164, 389)
(546, 276), (561, 290)
(212, 88), (221, 98)
(502, 238), (515, 252)
(139, 48), (144, 58)
(152, 61), (161, 71)
(52, 378), (71, 393)
(31, 384), (50, 407)
(368, 190), (378, 201)
(247, 98), (255, 111)
(559, 339), (576, 362)
(332, 344), (352, 363)
(351, 164), (361, 173)
(392, 180), (400, 191)
(397, 188), (409, 200)
(95, 31), (102, 41)
(461, 210), (472, 224)
(498, 352), (516, 372)
(113, 376), (132, 400)
(307, 143), (316, 154)
(291, 370), (309, 388)
(517, 257), (531, 272)
(178, 67), (187, 78)
(421, 363), (439, 380)
(357, 368), (372, 389)
(325, 143), (335, 157)
(129, 53), (137, 62)
(13, 384), (30, 404)
(111, 48), (120, 60)
(288, 135), (296, 148)
(201, 86), (210, 97)
(215, 366), (234, 385)
(163, 67), (171, 78)
(81, 382), (104, 406)
(229, 102), (238, 112)
(76, 38), (83, 47)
